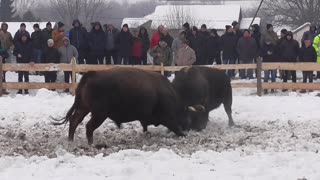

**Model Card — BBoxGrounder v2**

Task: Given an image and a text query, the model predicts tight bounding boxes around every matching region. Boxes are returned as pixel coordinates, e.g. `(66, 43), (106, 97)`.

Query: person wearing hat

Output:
(69, 19), (88, 64)
(115, 24), (133, 65)
(150, 37), (173, 77)
(220, 25), (238, 77)
(232, 21), (242, 39)
(59, 37), (78, 92)
(105, 24), (119, 64)
(237, 29), (258, 79)
(196, 24), (210, 65)
(176, 39), (196, 66)
(0, 22), (13, 94)
(280, 31), (299, 90)
(13, 23), (31, 46)
(52, 22), (66, 49)
(88, 21), (106, 64)
(31, 24), (42, 67)
(138, 26), (150, 65)
(207, 29), (221, 65)
(182, 22), (192, 42)
(40, 22), (54, 50)
(13, 34), (34, 95)
(260, 24), (278, 47)
(41, 39), (60, 87)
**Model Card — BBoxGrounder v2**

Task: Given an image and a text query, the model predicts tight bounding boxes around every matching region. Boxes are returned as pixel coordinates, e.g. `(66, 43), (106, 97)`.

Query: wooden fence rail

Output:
(1, 57), (320, 97)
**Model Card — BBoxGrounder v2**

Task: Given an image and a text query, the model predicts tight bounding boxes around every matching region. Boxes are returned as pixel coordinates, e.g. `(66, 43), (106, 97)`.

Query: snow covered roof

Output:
(122, 5), (241, 30)
(121, 18), (150, 29)
(240, 18), (261, 30)
(1, 22), (56, 36)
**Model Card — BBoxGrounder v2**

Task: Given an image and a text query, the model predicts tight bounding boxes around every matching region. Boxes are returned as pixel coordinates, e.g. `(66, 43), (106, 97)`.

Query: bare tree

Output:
(165, 5), (199, 29)
(261, 0), (320, 28)
(49, 0), (110, 29)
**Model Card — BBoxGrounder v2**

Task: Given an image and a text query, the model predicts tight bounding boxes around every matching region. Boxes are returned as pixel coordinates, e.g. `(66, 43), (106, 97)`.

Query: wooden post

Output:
(160, 62), (164, 76)
(0, 57), (3, 97)
(71, 58), (77, 96)
(256, 57), (262, 96)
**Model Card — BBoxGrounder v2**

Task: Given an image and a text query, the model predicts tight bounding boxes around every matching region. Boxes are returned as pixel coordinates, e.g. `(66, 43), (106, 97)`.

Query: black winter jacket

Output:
(220, 32), (238, 59)
(116, 30), (133, 57)
(31, 30), (42, 49)
(41, 47), (60, 63)
(41, 28), (53, 49)
(88, 23), (106, 56)
(299, 46), (317, 62)
(69, 26), (88, 50)
(260, 43), (277, 62)
(206, 35), (221, 58)
(13, 41), (33, 63)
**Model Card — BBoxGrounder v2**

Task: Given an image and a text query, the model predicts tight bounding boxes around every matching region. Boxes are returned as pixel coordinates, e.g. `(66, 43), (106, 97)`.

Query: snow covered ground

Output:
(0, 72), (320, 179)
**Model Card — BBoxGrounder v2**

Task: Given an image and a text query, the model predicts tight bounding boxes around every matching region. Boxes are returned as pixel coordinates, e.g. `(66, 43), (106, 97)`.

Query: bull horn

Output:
(194, 105), (206, 112)
(188, 106), (197, 112)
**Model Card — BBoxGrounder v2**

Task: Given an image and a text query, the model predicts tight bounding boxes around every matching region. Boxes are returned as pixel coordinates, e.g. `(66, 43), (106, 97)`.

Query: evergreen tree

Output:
(0, 0), (16, 21)
(22, 10), (40, 22)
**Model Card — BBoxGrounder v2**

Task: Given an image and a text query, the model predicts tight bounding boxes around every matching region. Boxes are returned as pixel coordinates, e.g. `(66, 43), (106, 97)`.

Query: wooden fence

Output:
(1, 57), (320, 97)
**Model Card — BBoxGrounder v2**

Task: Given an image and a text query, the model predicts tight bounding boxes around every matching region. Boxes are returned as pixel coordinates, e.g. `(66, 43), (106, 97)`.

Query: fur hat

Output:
(201, 24), (207, 29)
(58, 22), (65, 29)
(183, 22), (190, 29)
(47, 39), (54, 44)
(46, 22), (52, 27)
(266, 24), (273, 30)
(123, 24), (129, 28)
(232, 21), (238, 27)
(20, 23), (26, 27)
(281, 29), (288, 35)
(33, 23), (39, 29)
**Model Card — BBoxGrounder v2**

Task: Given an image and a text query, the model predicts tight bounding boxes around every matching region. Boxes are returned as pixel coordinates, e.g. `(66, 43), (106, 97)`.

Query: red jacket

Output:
(150, 32), (161, 49)
(131, 37), (143, 58)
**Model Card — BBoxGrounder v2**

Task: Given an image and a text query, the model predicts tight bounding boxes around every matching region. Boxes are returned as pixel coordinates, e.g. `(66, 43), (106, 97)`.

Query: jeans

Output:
(283, 70), (296, 83)
(33, 49), (42, 64)
(264, 70), (277, 82)
(223, 58), (236, 77)
(239, 59), (254, 79)
(64, 71), (72, 83)
(18, 71), (29, 82)
(303, 71), (313, 83)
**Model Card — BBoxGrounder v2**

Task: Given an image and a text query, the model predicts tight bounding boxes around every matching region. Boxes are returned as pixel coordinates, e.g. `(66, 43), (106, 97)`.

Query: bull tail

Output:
(52, 71), (97, 125)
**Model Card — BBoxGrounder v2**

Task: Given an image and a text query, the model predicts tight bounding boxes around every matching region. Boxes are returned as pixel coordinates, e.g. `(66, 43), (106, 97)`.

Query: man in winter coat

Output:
(130, 29), (143, 65)
(13, 34), (34, 95)
(13, 23), (30, 47)
(31, 24), (42, 64)
(58, 37), (78, 92)
(182, 22), (193, 44)
(207, 29), (221, 65)
(41, 22), (53, 50)
(0, 22), (13, 91)
(237, 30), (258, 79)
(251, 24), (261, 50)
(261, 24), (278, 47)
(220, 25), (238, 77)
(116, 24), (133, 65)
(69, 19), (88, 64)
(150, 38), (173, 66)
(150, 25), (164, 49)
(301, 25), (317, 47)
(104, 24), (119, 64)
(299, 39), (317, 93)
(138, 26), (150, 65)
(232, 21), (242, 40)
(176, 40), (196, 66)
(41, 39), (60, 85)
(52, 22), (66, 49)
(260, 40), (277, 94)
(196, 24), (210, 65)
(280, 31), (299, 87)
(88, 22), (106, 64)
(172, 30), (186, 63)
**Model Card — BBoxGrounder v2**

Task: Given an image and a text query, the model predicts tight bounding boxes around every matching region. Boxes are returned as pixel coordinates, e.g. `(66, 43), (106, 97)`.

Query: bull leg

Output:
(140, 122), (148, 132)
(224, 103), (234, 127)
(86, 113), (108, 145)
(68, 110), (89, 142)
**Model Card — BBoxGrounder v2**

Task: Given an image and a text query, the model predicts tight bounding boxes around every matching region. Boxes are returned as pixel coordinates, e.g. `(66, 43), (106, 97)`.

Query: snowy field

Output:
(0, 72), (320, 179)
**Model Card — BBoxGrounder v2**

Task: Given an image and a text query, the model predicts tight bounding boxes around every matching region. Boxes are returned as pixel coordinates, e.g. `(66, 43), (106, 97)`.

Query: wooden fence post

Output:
(256, 57), (262, 96)
(0, 57), (3, 97)
(160, 63), (164, 76)
(71, 58), (77, 96)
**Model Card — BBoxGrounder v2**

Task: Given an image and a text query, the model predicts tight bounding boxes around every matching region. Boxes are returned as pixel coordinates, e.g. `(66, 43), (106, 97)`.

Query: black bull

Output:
(172, 67), (234, 131)
(53, 67), (234, 144)
(53, 68), (187, 144)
